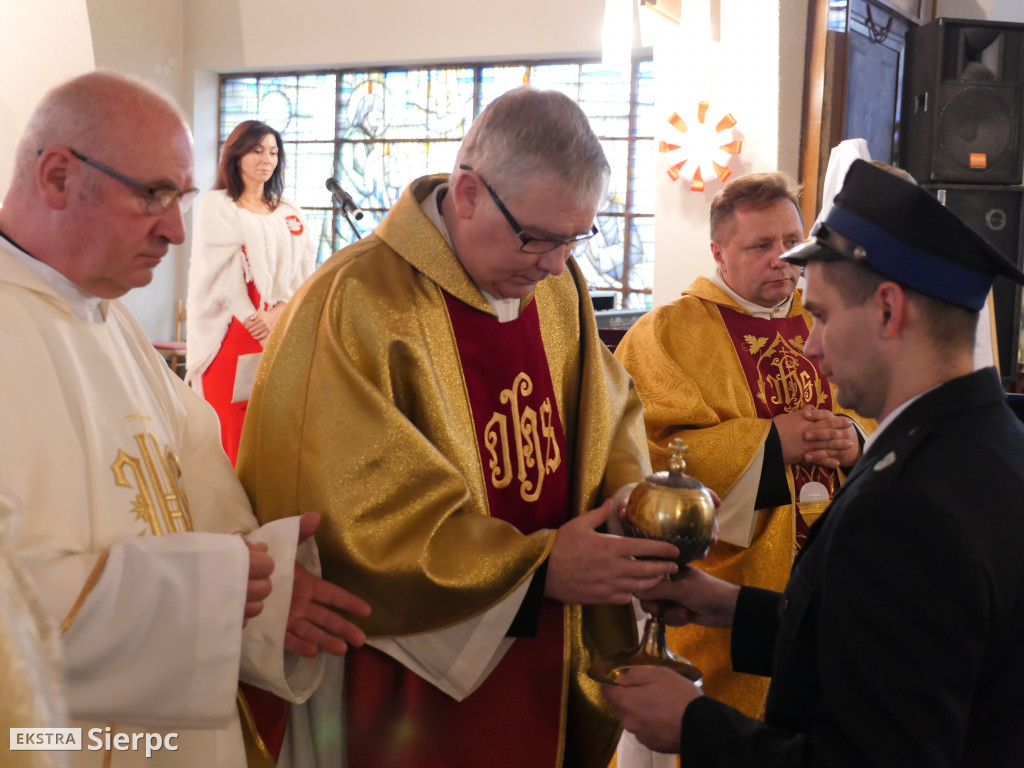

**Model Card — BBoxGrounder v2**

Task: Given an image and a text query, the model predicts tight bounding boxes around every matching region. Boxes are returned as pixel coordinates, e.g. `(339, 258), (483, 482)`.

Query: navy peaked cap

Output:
(782, 159), (1024, 311)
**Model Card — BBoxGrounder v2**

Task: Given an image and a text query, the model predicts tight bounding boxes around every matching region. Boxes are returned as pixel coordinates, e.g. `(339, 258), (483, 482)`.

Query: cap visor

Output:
(780, 239), (849, 266)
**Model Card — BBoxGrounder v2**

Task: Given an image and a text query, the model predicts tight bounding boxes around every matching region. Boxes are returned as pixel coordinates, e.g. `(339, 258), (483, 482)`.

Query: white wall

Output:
(184, 0), (609, 73)
(936, 0), (1024, 22)
(0, 1), (95, 200)
(651, 0), (809, 305)
(989, 0), (1024, 21)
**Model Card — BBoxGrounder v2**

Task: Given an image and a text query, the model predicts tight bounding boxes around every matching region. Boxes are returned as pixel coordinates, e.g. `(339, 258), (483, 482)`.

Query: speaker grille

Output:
(935, 83), (1022, 183)
(926, 184), (1024, 378)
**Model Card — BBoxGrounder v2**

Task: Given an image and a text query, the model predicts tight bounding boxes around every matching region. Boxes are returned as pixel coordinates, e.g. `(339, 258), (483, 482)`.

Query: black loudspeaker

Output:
(901, 18), (1024, 184)
(924, 184), (1024, 379)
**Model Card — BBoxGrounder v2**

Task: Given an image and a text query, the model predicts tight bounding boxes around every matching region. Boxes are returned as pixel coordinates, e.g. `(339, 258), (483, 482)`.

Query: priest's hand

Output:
(602, 666), (701, 754)
(285, 512), (372, 657)
(636, 566), (739, 629)
(244, 541), (274, 626)
(774, 405), (857, 468)
(800, 410), (860, 467)
(545, 500), (679, 605)
(612, 483), (721, 560)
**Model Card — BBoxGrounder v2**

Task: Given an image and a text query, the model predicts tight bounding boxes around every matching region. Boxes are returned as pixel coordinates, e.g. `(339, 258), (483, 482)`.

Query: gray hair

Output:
(455, 86), (609, 208)
(13, 70), (187, 186)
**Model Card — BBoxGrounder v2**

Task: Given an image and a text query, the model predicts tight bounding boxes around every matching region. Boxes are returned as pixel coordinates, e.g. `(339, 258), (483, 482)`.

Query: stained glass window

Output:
(219, 57), (655, 308)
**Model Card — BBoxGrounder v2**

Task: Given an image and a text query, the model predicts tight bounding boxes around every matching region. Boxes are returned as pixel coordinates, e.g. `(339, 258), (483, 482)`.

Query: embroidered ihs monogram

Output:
(745, 331), (826, 412)
(111, 414), (193, 535)
(483, 372), (561, 503)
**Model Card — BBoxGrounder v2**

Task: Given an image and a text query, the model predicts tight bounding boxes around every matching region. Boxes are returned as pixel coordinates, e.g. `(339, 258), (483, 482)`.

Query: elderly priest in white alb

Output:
(0, 70), (370, 767)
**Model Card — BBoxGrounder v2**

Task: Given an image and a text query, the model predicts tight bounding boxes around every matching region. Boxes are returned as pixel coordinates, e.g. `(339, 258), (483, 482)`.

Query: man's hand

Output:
(602, 666), (701, 754)
(544, 501), (680, 605)
(773, 406), (859, 468)
(285, 512), (372, 657)
(636, 566), (739, 629)
(245, 541), (274, 626)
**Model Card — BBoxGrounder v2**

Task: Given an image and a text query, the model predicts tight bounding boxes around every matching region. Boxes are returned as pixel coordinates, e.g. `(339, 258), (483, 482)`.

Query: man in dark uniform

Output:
(603, 159), (1024, 767)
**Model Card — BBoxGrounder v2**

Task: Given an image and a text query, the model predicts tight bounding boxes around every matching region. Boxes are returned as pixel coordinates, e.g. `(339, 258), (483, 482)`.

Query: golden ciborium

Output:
(589, 438), (716, 685)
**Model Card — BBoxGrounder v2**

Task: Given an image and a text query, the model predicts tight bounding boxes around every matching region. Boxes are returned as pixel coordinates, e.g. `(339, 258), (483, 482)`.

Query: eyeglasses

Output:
(42, 148), (199, 215)
(459, 164), (598, 254)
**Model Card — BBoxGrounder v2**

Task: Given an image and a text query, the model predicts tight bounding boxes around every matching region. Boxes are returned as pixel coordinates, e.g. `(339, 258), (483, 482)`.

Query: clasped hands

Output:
(774, 405), (860, 468)
(244, 511), (371, 657)
(244, 302), (286, 345)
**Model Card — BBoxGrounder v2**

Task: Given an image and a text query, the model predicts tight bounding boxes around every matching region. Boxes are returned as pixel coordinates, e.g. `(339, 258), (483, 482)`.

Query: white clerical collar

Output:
(0, 232), (105, 322)
(711, 270), (793, 319)
(421, 184), (455, 252)
(420, 183), (520, 323)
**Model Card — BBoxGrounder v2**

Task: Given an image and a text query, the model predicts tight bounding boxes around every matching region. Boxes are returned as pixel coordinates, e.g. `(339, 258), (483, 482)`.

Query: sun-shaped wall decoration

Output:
(659, 101), (743, 192)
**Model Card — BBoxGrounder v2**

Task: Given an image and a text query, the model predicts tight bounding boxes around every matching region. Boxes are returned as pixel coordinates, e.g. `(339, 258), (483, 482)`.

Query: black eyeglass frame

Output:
(459, 164), (598, 254)
(39, 148), (199, 215)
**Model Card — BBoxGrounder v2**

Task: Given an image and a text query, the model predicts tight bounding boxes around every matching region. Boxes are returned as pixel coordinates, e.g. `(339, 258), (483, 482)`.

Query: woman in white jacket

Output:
(186, 120), (317, 464)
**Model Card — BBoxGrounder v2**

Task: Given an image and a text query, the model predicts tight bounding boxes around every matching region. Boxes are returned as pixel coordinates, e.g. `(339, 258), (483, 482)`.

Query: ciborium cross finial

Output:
(667, 437), (689, 475)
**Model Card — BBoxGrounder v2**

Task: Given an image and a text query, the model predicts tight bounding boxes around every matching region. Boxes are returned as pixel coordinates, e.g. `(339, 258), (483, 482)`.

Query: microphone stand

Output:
(340, 207), (362, 241)
(326, 178), (365, 241)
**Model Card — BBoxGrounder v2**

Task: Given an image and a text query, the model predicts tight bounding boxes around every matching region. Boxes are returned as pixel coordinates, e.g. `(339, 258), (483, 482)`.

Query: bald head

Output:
(12, 70), (189, 189)
(0, 70), (194, 299)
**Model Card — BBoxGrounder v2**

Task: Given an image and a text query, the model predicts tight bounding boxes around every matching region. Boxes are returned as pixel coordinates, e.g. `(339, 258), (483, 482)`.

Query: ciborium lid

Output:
(645, 438), (707, 491)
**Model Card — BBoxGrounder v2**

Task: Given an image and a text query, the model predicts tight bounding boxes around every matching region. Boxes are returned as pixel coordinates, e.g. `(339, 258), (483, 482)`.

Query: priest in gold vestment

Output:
(239, 87), (682, 768)
(615, 172), (872, 722)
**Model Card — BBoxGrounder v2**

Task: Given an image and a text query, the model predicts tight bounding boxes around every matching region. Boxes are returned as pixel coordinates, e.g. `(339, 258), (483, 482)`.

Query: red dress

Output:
(200, 279), (264, 465)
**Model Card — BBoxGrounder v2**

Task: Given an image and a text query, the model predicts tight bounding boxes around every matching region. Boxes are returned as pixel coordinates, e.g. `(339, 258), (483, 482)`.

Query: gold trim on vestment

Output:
(237, 690), (276, 768)
(101, 724), (114, 768)
(60, 552), (109, 634)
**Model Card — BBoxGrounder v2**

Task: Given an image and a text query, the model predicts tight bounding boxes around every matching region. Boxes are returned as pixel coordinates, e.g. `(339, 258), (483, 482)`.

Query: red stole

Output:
(718, 307), (841, 547)
(345, 294), (569, 768)
(446, 296), (569, 533)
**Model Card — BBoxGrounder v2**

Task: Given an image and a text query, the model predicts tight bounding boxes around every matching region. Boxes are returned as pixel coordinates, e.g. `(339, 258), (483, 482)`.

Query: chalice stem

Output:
(586, 603), (704, 685)
(638, 605), (671, 659)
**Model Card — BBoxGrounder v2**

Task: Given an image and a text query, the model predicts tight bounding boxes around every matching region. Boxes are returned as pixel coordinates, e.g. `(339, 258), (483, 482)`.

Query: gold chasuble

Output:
(238, 175), (651, 768)
(614, 277), (872, 720)
(346, 295), (570, 767)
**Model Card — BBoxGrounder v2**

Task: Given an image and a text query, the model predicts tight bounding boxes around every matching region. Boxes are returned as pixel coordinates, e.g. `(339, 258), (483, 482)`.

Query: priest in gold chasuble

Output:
(615, 172), (874, 724)
(238, 88), (683, 768)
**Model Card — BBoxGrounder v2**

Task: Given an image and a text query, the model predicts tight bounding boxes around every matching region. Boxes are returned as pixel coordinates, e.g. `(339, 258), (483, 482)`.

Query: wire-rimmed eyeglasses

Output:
(40, 148), (199, 215)
(459, 164), (598, 255)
